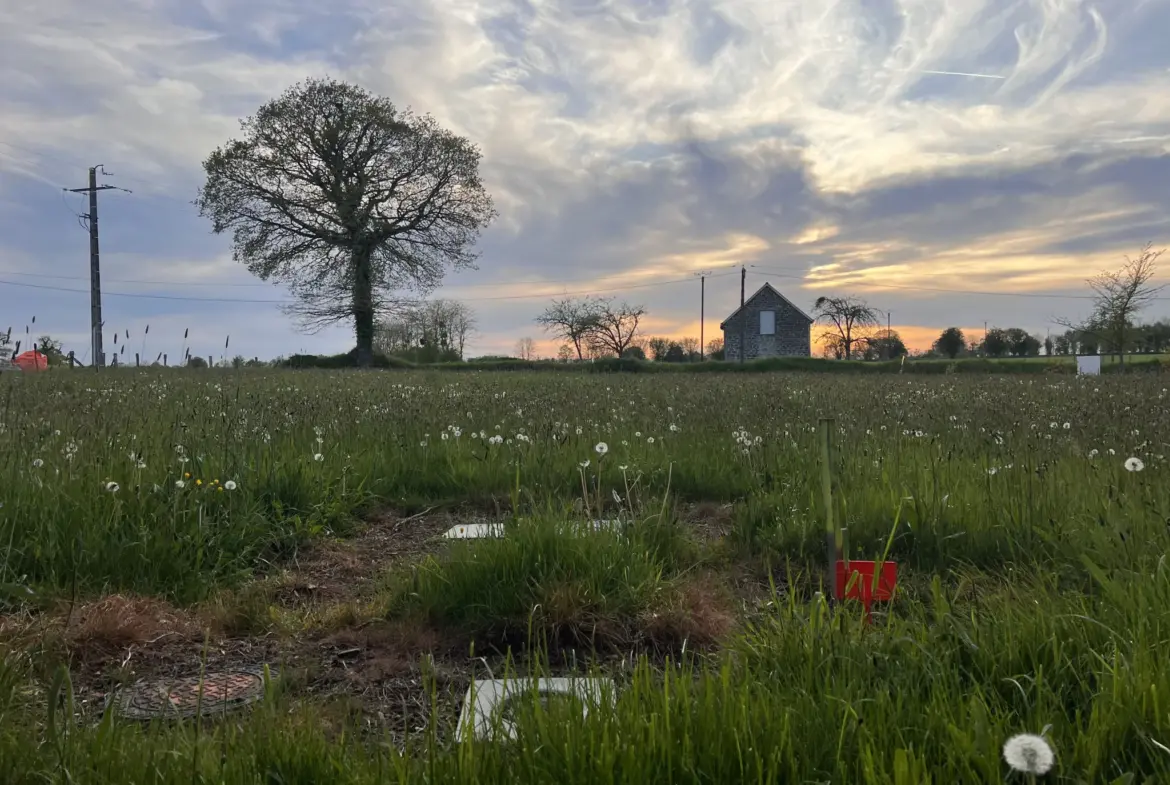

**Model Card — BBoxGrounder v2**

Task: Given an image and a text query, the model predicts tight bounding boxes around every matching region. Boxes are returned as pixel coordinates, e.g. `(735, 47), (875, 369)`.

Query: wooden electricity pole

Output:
(67, 166), (127, 368)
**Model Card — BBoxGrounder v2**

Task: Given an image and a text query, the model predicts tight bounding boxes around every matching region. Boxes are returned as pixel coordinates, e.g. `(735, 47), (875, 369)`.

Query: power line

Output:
(0, 265), (739, 291)
(0, 268), (741, 305)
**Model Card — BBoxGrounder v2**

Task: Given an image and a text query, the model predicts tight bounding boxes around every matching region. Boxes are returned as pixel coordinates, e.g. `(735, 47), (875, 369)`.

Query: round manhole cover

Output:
(109, 668), (275, 721)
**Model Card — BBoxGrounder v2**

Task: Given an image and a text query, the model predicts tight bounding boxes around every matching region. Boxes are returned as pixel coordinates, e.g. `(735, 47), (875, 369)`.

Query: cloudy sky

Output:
(2, 0), (1169, 362)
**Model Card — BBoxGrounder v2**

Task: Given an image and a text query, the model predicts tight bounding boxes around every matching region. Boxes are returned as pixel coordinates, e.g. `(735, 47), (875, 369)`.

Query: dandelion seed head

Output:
(1125, 456), (1145, 472)
(1002, 733), (1054, 775)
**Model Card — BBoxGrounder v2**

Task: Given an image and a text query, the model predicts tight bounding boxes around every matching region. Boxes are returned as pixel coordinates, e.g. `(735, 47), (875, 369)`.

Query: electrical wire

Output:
(0, 268), (740, 304)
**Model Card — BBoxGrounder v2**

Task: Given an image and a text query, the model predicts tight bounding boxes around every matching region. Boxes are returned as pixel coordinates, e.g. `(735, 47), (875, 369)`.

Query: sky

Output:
(2, 0), (1169, 362)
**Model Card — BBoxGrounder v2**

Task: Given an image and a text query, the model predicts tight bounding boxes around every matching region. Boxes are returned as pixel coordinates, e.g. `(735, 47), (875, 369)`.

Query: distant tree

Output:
(621, 345), (647, 360)
(1134, 320), (1170, 353)
(415, 299), (476, 359)
(1004, 328), (1042, 357)
(515, 337), (536, 360)
(980, 327), (1011, 358)
(1057, 243), (1165, 368)
(556, 344), (574, 362)
(536, 296), (604, 360)
(589, 299), (645, 358)
(375, 299), (476, 362)
(933, 327), (967, 359)
(646, 336), (671, 361)
(863, 331), (907, 360)
(705, 336), (723, 359)
(33, 335), (65, 366)
(813, 296), (879, 360)
(678, 337), (701, 361)
(187, 356), (208, 368)
(662, 343), (687, 362)
(196, 77), (496, 367)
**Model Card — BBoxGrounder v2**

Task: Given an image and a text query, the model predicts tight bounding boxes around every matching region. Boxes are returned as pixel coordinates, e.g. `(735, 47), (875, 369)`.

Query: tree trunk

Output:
(352, 250), (375, 367)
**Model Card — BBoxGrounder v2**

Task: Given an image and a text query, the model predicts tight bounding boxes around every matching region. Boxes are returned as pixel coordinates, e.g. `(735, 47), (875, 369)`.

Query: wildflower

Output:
(441, 432), (449, 441)
(224, 480), (237, 491)
(175, 480), (186, 489)
(1088, 449), (1098, 458)
(313, 453), (324, 462)
(1062, 422), (1070, 430)
(1125, 457), (1145, 472)
(1002, 733), (1054, 775)
(105, 481), (119, 493)
(618, 465), (628, 472)
(647, 436), (656, 444)
(580, 460), (590, 469)
(595, 442), (608, 456)
(31, 459), (43, 468)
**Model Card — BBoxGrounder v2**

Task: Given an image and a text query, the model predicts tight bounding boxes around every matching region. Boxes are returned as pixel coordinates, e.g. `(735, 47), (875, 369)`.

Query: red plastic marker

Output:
(835, 560), (898, 624)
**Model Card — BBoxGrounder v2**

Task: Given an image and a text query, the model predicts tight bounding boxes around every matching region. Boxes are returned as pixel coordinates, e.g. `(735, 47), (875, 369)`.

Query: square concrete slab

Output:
(456, 677), (614, 741)
(444, 522), (505, 539)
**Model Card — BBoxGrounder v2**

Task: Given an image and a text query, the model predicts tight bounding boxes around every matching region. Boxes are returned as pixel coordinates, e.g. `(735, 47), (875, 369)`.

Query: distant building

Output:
(720, 283), (813, 360)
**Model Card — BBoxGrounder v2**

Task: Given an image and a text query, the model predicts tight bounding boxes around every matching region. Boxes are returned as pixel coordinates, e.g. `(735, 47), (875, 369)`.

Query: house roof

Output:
(719, 282), (814, 328)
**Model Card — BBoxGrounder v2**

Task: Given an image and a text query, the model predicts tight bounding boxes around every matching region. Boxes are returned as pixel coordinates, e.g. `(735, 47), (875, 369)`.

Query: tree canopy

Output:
(196, 77), (496, 366)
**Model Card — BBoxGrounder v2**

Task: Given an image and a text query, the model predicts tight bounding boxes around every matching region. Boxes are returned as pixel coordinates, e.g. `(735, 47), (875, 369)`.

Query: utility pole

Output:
(739, 265), (746, 364)
(67, 166), (127, 368)
(695, 270), (712, 360)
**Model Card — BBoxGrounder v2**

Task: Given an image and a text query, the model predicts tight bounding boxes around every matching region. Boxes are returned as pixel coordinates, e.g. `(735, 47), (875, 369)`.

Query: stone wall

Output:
(721, 287), (812, 360)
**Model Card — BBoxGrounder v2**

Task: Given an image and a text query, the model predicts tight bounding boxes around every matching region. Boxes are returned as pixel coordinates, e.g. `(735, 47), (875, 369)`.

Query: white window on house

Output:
(759, 310), (776, 335)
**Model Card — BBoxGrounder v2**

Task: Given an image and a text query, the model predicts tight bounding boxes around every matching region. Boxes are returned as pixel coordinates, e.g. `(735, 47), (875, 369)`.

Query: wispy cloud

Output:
(1, 0), (1168, 358)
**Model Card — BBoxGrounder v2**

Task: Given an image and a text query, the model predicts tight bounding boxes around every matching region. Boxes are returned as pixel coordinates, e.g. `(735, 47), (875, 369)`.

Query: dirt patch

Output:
(278, 509), (459, 605)
(682, 502), (735, 542)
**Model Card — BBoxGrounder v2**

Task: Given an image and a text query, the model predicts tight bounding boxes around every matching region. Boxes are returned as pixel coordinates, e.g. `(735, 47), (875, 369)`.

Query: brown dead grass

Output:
(640, 574), (738, 651)
(64, 594), (207, 666)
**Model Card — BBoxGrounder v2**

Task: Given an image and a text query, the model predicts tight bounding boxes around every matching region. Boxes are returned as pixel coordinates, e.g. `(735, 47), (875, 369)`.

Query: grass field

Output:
(0, 368), (1167, 782)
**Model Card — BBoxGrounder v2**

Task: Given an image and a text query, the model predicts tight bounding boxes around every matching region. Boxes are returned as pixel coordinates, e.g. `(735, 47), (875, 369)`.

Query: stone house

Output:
(720, 283), (813, 360)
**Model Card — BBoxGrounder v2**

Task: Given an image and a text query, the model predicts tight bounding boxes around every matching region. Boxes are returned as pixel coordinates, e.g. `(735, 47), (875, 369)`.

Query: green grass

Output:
(1, 368), (1168, 781)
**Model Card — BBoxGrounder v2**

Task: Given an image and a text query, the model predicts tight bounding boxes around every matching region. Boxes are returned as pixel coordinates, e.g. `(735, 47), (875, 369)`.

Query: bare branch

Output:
(196, 77), (496, 365)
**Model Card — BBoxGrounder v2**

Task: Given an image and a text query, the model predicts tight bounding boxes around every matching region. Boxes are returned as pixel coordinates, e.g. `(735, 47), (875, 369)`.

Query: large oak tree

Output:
(196, 78), (496, 366)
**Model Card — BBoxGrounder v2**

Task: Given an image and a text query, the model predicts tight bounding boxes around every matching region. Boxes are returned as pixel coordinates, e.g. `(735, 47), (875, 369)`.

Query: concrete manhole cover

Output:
(108, 667), (275, 721)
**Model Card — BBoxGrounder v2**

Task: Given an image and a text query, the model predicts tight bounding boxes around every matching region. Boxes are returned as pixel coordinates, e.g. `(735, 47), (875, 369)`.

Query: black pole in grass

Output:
(820, 417), (844, 601)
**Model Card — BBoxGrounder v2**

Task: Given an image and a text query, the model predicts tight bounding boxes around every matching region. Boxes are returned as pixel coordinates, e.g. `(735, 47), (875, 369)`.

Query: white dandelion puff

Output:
(31, 459), (43, 469)
(105, 481), (120, 493)
(1002, 733), (1054, 775)
(595, 442), (608, 455)
(224, 480), (237, 491)
(1125, 456), (1145, 472)
(175, 480), (186, 489)
(313, 453), (324, 462)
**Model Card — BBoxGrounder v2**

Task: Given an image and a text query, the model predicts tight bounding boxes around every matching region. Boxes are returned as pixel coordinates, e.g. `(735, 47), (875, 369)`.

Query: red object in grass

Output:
(835, 560), (898, 623)
(13, 351), (48, 372)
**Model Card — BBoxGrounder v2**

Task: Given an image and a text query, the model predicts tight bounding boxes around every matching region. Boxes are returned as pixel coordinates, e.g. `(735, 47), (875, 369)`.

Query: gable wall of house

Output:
(721, 287), (811, 360)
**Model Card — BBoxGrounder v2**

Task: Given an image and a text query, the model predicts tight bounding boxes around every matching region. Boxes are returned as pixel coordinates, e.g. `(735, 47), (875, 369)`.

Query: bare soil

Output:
(1, 504), (769, 746)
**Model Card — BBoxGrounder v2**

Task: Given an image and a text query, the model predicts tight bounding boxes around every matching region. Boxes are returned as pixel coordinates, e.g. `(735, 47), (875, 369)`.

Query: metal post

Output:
(820, 418), (842, 598)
